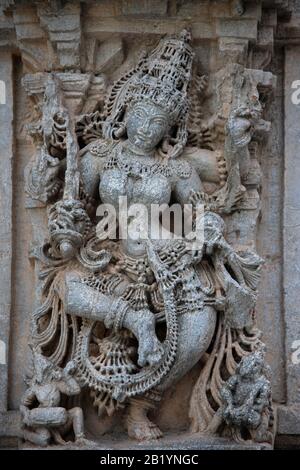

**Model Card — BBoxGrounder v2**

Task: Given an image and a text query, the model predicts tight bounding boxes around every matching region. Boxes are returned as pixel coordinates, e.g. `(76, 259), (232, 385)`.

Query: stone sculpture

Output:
(22, 30), (273, 446)
(20, 347), (89, 447)
(221, 349), (274, 445)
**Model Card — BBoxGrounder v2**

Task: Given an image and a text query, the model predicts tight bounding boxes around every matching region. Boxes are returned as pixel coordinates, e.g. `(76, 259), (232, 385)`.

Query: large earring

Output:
(162, 119), (188, 159)
(103, 105), (127, 140)
(113, 122), (126, 139)
(169, 141), (185, 159)
(161, 136), (171, 158)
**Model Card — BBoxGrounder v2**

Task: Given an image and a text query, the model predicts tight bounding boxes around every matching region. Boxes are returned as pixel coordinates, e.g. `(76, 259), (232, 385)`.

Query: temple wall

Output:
(0, 0), (300, 448)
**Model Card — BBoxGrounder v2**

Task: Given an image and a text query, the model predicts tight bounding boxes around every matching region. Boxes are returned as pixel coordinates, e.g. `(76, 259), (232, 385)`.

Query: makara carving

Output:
(22, 30), (274, 447)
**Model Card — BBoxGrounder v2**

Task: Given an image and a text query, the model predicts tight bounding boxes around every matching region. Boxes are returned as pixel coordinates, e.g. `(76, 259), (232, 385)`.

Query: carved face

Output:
(32, 351), (54, 384)
(238, 354), (263, 378)
(126, 101), (169, 152)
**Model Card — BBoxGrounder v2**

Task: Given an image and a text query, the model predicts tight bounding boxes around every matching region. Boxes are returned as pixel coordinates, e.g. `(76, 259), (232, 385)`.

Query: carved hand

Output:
(226, 106), (260, 148)
(30, 151), (65, 201)
(48, 199), (91, 259)
(20, 405), (31, 427)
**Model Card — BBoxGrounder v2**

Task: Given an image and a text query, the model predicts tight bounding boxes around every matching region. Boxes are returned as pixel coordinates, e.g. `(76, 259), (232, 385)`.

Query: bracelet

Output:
(109, 297), (129, 333)
(216, 151), (227, 187)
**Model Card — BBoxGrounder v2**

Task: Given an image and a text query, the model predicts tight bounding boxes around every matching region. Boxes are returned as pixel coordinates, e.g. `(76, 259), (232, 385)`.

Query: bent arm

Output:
(78, 148), (102, 200)
(78, 138), (115, 199)
(220, 376), (237, 407)
(21, 389), (37, 424)
(57, 376), (81, 396)
(21, 388), (37, 407)
(172, 166), (204, 205)
(182, 147), (221, 184)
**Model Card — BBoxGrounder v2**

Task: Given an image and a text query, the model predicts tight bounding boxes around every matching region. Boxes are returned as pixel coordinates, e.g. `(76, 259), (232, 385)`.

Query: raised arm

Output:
(172, 165), (204, 205)
(78, 144), (103, 200)
(181, 147), (222, 184)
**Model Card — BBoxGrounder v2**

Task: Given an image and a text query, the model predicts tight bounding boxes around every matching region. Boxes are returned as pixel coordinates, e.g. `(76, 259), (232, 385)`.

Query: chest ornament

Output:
(104, 144), (192, 180)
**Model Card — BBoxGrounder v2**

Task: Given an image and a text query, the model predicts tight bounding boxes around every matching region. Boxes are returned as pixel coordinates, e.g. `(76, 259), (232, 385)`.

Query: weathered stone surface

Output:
(256, 50), (286, 403)
(216, 19), (258, 39)
(0, 411), (21, 438)
(283, 45), (300, 413)
(21, 432), (271, 450)
(121, 0), (168, 16)
(277, 405), (300, 434)
(0, 50), (13, 413)
(0, 0), (299, 449)
(94, 38), (124, 73)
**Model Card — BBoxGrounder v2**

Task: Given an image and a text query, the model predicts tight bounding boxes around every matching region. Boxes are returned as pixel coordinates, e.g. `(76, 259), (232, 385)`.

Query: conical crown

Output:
(127, 30), (194, 121)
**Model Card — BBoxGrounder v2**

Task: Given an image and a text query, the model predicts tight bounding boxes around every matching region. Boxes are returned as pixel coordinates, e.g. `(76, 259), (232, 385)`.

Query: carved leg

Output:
(64, 271), (163, 367)
(54, 407), (96, 447)
(69, 407), (86, 442)
(124, 307), (216, 441)
(157, 306), (216, 392)
(22, 427), (51, 447)
(125, 396), (163, 441)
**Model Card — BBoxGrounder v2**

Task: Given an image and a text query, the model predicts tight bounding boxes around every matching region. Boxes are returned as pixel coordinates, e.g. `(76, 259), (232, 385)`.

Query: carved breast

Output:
(99, 168), (172, 210)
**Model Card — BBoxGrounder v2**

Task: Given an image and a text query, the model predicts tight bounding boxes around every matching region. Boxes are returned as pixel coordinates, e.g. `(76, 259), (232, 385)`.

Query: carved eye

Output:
(152, 118), (165, 127)
(134, 108), (145, 119)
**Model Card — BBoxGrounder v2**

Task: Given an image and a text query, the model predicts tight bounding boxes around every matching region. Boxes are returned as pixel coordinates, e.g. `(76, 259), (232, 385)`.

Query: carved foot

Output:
(22, 427), (51, 447)
(75, 436), (98, 448)
(127, 416), (163, 441)
(125, 396), (163, 441)
(123, 308), (164, 367)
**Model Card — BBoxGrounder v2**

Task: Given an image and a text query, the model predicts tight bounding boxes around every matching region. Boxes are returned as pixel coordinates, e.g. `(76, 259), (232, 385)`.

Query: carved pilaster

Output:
(279, 44), (300, 435)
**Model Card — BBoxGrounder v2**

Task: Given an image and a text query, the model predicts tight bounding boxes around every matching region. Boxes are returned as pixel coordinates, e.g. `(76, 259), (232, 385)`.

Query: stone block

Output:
(218, 37), (249, 65)
(12, 6), (39, 25)
(261, 8), (278, 27)
(14, 23), (45, 40)
(84, 0), (122, 18)
(257, 25), (274, 50)
(0, 412), (21, 438)
(0, 51), (13, 413)
(94, 37), (124, 73)
(121, 0), (168, 16)
(85, 17), (215, 39)
(283, 45), (300, 409)
(277, 406), (300, 434)
(177, 0), (210, 17)
(211, 0), (261, 19)
(216, 18), (258, 40)
(242, 2), (262, 20)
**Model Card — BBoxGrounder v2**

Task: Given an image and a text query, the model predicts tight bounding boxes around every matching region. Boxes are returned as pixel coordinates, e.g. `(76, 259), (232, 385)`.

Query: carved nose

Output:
(139, 121), (150, 134)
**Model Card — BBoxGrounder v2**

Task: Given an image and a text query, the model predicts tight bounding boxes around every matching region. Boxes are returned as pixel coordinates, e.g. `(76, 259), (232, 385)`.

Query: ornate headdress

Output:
(103, 30), (194, 157)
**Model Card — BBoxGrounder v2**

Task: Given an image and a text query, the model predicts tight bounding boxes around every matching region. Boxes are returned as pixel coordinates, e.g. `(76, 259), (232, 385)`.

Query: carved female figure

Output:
(26, 31), (264, 443)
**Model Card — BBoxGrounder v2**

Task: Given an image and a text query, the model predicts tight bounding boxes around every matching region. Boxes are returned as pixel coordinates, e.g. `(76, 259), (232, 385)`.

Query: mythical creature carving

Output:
(23, 30), (273, 445)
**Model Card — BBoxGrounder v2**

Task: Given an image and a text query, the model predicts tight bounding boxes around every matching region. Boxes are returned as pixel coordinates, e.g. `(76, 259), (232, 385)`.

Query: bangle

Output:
(110, 297), (129, 333)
